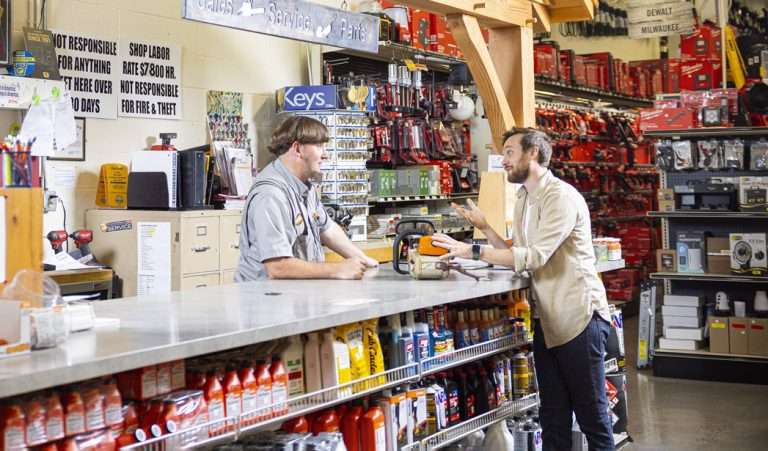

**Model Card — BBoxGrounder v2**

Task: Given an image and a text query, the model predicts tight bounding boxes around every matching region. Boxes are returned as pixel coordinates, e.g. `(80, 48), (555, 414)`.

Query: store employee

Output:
(235, 116), (377, 281)
(432, 128), (615, 451)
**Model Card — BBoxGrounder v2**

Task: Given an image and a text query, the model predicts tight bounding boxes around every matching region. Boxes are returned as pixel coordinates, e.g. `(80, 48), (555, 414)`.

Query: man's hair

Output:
(502, 127), (553, 167)
(268, 115), (329, 157)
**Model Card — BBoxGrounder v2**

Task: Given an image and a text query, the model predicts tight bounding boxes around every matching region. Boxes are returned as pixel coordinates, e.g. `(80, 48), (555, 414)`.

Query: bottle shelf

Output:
(403, 394), (540, 451)
(119, 333), (531, 450)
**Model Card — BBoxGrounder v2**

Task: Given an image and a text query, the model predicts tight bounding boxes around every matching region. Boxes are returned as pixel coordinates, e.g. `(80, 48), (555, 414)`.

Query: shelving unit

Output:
(535, 78), (654, 109)
(123, 332), (533, 450)
(646, 125), (768, 384)
(650, 272), (768, 284)
(370, 192), (478, 204)
(596, 259), (626, 274)
(643, 126), (768, 139)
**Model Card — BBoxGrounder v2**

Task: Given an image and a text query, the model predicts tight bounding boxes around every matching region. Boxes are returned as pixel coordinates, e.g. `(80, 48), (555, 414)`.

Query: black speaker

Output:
(178, 148), (207, 209)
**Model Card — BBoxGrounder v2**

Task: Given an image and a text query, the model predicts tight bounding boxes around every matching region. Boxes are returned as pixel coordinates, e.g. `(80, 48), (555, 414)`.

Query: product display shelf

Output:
(654, 348), (768, 361)
(370, 192), (479, 204)
(648, 211), (768, 219)
(649, 272), (768, 284)
(0, 269), (529, 399)
(596, 259), (626, 274)
(122, 334), (532, 450)
(642, 126), (768, 139)
(400, 394), (540, 451)
(534, 78), (653, 109)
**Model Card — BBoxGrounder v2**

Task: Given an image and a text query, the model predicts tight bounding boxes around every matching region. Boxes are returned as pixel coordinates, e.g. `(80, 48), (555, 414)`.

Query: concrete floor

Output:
(620, 314), (768, 451)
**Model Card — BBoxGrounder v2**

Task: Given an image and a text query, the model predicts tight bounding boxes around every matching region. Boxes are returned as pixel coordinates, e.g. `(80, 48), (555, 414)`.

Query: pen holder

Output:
(6, 151), (33, 187)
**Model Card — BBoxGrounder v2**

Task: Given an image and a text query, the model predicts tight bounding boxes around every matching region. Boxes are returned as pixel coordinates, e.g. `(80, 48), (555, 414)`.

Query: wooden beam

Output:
(488, 26), (536, 128)
(532, 3), (552, 32)
(404, 0), (532, 28)
(447, 13), (516, 148)
(548, 1), (595, 23)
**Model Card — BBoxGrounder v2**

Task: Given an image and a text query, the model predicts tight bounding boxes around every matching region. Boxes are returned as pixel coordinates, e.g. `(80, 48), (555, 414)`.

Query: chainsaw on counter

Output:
(392, 219), (480, 281)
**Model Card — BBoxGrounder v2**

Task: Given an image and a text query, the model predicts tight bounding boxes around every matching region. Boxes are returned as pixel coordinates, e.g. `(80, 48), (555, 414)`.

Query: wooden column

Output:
(447, 14), (516, 148)
(489, 25), (536, 128)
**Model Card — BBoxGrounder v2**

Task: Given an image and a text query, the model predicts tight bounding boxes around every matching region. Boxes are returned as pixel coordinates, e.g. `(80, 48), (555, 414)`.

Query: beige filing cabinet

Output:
(86, 209), (243, 297)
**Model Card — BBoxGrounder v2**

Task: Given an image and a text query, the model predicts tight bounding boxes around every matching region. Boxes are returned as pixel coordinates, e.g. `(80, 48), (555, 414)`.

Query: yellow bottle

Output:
(514, 290), (531, 340)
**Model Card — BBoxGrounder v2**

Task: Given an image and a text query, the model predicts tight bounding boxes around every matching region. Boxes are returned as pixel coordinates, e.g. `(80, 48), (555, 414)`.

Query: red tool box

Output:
(680, 22), (722, 61)
(410, 9), (431, 50)
(639, 108), (697, 132)
(534, 42), (560, 80)
(582, 53), (614, 91)
(680, 58), (723, 91)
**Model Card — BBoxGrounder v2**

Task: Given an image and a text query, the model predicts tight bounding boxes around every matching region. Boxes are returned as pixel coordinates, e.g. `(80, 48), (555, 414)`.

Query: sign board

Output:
(182, 0), (380, 54)
(282, 85), (337, 111)
(53, 31), (119, 119)
(119, 40), (182, 119)
(627, 0), (695, 39)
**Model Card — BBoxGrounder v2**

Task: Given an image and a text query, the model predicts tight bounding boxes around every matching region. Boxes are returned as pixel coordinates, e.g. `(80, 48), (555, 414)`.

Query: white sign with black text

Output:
(627, 0), (695, 39)
(119, 40), (182, 120)
(52, 31), (119, 119)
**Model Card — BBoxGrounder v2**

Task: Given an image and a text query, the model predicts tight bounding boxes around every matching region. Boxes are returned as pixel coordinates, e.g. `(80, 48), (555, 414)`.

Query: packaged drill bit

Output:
(697, 139), (722, 170)
(655, 140), (675, 171)
(750, 139), (768, 171)
(723, 139), (745, 170)
(673, 140), (695, 171)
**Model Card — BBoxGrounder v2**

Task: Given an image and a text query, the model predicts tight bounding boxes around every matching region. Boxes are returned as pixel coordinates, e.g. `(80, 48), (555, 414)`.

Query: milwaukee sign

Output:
(627, 0), (695, 39)
(182, 0), (380, 53)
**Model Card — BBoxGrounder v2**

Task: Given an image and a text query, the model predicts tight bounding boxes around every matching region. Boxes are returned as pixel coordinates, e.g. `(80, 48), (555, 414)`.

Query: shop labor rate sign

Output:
(627, 0), (695, 39)
(182, 0), (380, 53)
(53, 31), (182, 120)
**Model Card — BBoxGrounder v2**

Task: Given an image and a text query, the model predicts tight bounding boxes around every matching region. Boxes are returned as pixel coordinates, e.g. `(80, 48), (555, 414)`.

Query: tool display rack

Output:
(645, 126), (768, 385)
(121, 333), (535, 450)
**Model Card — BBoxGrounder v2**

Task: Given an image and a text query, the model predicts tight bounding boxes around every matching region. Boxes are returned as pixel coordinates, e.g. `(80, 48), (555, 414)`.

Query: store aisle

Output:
(621, 315), (768, 451)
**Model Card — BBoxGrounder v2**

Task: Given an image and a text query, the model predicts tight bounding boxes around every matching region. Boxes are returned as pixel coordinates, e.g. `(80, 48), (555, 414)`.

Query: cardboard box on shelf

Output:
(729, 233), (768, 276)
(658, 337), (704, 350)
(729, 317), (749, 354)
(657, 249), (677, 272)
(640, 108), (696, 132)
(663, 294), (702, 307)
(664, 327), (704, 341)
(680, 59), (723, 91)
(680, 24), (722, 61)
(709, 316), (730, 353)
(662, 305), (702, 317)
(748, 318), (768, 356)
(664, 315), (704, 328)
(738, 176), (768, 212)
(706, 237), (731, 274)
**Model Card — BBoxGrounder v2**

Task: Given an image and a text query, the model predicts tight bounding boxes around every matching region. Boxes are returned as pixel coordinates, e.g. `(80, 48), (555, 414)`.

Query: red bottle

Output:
(360, 406), (386, 451)
(269, 357), (289, 417)
(254, 360), (273, 420)
(203, 369), (225, 436)
(282, 416), (310, 433)
(341, 405), (364, 451)
(312, 409), (340, 434)
(222, 365), (243, 430)
(239, 362), (259, 426)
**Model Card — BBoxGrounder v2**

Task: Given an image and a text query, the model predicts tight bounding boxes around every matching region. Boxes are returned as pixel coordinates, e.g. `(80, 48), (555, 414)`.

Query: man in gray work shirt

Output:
(235, 115), (377, 281)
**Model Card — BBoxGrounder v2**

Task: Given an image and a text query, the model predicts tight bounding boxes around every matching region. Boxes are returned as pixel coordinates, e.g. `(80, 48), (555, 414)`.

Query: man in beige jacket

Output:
(432, 128), (614, 451)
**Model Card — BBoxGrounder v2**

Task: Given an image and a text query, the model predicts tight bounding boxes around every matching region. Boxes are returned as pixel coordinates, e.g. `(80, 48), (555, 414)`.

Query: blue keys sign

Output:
(182, 0), (380, 54)
(282, 85), (338, 111)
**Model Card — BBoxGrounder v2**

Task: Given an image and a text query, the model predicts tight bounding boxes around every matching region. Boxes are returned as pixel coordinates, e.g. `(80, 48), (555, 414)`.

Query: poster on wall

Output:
(119, 40), (182, 120)
(52, 31), (119, 119)
(627, 0), (695, 39)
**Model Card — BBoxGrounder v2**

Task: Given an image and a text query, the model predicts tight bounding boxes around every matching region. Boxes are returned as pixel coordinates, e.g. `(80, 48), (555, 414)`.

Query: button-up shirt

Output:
(235, 159), (331, 281)
(512, 170), (610, 348)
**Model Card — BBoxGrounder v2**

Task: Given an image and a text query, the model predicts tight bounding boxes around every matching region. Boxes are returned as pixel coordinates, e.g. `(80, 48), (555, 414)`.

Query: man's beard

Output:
(507, 164), (529, 183)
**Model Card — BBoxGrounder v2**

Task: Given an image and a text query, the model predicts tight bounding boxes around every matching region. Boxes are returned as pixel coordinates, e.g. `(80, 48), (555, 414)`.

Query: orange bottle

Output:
(140, 399), (164, 438)
(312, 409), (340, 434)
(336, 404), (349, 420)
(341, 405), (364, 451)
(281, 416), (310, 433)
(360, 405), (386, 451)
(61, 389), (86, 437)
(269, 357), (289, 417)
(102, 379), (123, 429)
(23, 396), (48, 446)
(514, 290), (531, 339)
(203, 369), (226, 436)
(254, 360), (273, 420)
(222, 365), (243, 429)
(0, 401), (26, 450)
(45, 392), (65, 442)
(239, 362), (259, 426)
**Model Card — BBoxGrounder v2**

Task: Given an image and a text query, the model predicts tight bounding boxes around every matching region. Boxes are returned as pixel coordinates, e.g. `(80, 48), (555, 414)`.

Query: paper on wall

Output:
(21, 93), (77, 157)
(137, 222), (171, 295)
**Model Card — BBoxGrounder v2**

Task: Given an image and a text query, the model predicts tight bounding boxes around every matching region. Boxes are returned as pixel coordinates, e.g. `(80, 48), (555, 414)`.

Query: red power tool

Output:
(46, 230), (68, 254)
(70, 229), (93, 258)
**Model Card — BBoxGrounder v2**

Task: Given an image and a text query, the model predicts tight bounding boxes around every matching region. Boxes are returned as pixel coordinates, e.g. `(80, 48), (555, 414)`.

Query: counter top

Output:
(0, 268), (527, 399)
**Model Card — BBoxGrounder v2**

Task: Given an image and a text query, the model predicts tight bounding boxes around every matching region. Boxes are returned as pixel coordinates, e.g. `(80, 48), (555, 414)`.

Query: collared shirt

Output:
(511, 170), (610, 348)
(235, 159), (331, 281)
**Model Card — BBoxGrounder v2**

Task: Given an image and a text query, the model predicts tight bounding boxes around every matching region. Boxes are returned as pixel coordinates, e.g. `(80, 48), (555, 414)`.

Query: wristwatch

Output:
(472, 244), (482, 261)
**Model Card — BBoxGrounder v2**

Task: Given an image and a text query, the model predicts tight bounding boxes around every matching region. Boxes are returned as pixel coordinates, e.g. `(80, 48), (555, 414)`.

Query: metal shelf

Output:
(411, 394), (540, 450)
(593, 215), (654, 223)
(650, 272), (768, 284)
(654, 348), (768, 361)
(421, 333), (531, 376)
(643, 127), (768, 139)
(648, 210), (768, 219)
(370, 192), (479, 204)
(596, 259), (626, 274)
(121, 334), (529, 450)
(535, 78), (653, 109)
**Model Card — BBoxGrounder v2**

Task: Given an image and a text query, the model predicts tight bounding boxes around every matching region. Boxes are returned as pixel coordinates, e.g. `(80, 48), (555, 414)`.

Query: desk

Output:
(47, 268), (114, 300)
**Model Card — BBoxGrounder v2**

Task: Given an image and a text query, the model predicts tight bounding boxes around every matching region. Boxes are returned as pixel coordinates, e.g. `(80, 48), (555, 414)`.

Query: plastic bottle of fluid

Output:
(341, 405), (364, 451)
(515, 291), (532, 339)
(304, 332), (323, 393)
(514, 418), (529, 451)
(468, 310), (481, 345)
(528, 417), (543, 451)
(282, 416), (309, 433)
(238, 362), (258, 426)
(254, 360), (272, 420)
(454, 311), (471, 349)
(321, 331), (352, 397)
(222, 365), (243, 426)
(312, 409), (340, 434)
(279, 335), (305, 397)
(269, 356), (289, 416)
(407, 311), (430, 363)
(414, 311), (432, 358)
(360, 405), (387, 451)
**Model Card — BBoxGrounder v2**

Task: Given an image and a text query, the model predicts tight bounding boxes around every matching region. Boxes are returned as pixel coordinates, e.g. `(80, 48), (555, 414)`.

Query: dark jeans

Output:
(534, 314), (615, 451)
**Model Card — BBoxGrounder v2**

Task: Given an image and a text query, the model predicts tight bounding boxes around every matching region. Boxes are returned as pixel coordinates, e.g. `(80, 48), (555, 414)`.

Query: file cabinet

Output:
(86, 209), (242, 297)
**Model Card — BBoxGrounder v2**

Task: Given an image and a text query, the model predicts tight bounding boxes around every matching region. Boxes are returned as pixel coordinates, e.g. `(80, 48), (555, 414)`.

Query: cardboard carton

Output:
(708, 316), (729, 353)
(748, 318), (768, 356)
(729, 317), (749, 355)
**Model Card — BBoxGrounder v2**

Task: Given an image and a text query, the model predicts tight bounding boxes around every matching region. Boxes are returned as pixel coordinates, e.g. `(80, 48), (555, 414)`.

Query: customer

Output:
(235, 115), (377, 281)
(431, 128), (615, 451)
